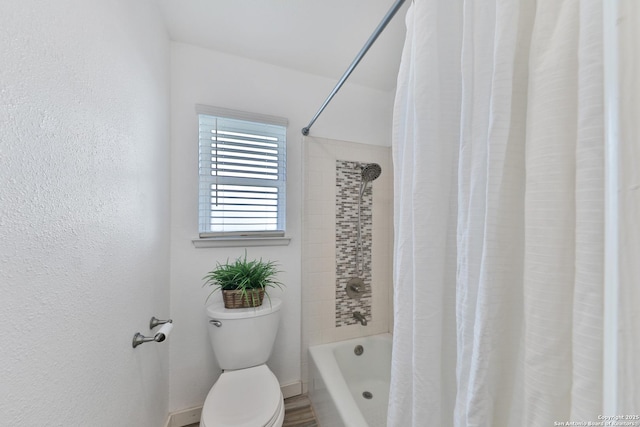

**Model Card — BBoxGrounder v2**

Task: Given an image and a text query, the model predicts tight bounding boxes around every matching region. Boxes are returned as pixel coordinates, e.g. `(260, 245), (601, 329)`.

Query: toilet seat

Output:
(201, 364), (284, 427)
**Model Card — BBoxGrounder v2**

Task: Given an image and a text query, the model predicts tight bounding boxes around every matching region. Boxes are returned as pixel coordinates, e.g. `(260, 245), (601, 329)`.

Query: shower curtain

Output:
(388, 0), (624, 425)
(616, 0), (640, 414)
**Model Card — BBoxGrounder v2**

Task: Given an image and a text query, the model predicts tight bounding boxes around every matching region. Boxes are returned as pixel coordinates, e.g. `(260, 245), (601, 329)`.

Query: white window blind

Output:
(198, 106), (287, 238)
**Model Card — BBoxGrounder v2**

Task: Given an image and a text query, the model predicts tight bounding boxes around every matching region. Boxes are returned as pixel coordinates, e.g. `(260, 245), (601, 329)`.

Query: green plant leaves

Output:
(202, 250), (284, 303)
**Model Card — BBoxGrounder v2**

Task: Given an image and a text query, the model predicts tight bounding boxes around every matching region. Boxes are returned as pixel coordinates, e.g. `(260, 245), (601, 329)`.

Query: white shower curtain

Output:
(389, 1), (612, 425)
(616, 0), (640, 414)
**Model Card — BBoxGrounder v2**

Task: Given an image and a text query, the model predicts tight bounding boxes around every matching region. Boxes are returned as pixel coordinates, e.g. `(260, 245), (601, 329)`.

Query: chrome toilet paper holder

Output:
(149, 316), (171, 329)
(132, 317), (173, 349)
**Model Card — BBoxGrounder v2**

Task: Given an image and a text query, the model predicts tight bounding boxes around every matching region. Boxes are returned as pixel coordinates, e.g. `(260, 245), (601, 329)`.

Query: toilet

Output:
(201, 298), (284, 427)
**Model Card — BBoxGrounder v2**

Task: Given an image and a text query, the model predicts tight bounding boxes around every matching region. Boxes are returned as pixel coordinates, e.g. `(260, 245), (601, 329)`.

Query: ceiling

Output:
(156, 0), (410, 92)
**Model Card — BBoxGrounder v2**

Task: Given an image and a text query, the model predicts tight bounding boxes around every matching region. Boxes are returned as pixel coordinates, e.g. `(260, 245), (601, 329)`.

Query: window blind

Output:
(198, 108), (287, 237)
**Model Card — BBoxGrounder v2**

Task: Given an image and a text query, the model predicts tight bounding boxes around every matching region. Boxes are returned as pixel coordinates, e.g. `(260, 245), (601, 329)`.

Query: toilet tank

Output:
(206, 297), (282, 370)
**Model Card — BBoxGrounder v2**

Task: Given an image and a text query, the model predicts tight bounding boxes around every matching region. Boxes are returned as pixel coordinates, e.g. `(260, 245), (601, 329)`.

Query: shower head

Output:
(359, 163), (382, 198)
(361, 163), (382, 183)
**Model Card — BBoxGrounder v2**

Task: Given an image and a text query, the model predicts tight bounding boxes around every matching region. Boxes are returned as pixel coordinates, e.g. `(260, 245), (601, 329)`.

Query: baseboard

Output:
(166, 406), (202, 427)
(165, 381), (303, 427)
(281, 381), (302, 399)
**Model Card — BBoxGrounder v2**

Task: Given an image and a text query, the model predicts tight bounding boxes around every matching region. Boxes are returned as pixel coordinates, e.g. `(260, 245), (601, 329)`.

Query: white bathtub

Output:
(308, 334), (392, 427)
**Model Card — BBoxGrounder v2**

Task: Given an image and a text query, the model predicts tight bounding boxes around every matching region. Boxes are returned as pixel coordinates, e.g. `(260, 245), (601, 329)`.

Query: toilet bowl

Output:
(201, 298), (284, 427)
(201, 365), (284, 427)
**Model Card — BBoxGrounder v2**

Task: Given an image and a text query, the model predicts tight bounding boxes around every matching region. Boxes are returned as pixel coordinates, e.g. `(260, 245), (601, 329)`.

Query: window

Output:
(197, 106), (287, 238)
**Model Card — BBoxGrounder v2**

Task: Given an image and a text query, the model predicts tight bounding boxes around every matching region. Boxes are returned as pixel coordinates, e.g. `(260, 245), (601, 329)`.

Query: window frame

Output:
(195, 105), (288, 243)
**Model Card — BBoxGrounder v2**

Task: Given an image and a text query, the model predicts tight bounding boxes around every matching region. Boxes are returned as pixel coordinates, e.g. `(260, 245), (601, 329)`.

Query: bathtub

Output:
(308, 334), (392, 427)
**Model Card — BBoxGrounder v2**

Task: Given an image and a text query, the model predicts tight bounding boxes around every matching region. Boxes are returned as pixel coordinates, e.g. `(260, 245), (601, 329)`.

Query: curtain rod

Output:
(301, 0), (407, 136)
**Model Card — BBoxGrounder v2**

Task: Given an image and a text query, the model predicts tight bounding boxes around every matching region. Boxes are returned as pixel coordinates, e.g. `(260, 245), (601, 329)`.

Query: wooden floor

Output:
(282, 394), (319, 427)
(185, 394), (319, 427)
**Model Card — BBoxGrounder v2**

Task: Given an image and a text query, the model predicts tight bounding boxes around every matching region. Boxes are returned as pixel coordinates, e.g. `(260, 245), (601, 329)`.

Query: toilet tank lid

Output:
(206, 297), (282, 320)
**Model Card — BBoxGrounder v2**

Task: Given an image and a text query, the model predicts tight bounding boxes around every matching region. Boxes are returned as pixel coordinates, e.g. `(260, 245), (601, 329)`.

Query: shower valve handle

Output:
(346, 278), (365, 299)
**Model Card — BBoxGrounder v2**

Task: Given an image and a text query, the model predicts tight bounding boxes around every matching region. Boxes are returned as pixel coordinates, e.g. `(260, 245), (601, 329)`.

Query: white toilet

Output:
(201, 297), (284, 427)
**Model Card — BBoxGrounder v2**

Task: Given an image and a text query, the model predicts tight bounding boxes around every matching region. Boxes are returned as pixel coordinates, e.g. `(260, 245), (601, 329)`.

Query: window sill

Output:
(192, 236), (292, 248)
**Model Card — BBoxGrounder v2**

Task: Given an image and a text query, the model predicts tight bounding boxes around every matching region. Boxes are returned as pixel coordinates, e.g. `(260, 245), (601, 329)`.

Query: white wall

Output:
(0, 1), (170, 426)
(169, 42), (394, 411)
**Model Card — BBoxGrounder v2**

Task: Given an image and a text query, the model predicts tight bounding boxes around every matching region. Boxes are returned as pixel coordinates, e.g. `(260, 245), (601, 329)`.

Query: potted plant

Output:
(203, 251), (283, 309)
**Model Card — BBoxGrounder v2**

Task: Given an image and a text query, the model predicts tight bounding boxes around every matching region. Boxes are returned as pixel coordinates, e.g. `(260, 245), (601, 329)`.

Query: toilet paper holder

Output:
(132, 317), (173, 349)
(149, 316), (172, 329)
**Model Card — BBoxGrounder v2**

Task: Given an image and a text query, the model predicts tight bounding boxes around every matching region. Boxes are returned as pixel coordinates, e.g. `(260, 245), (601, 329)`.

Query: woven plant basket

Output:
(222, 289), (265, 309)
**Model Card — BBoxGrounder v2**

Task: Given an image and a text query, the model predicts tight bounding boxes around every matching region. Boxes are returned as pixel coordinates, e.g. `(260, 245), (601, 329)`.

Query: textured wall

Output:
(0, 1), (170, 426)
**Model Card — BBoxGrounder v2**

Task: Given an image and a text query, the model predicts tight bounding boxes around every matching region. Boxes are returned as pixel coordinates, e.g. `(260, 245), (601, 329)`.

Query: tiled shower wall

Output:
(335, 160), (372, 326)
(301, 136), (393, 393)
